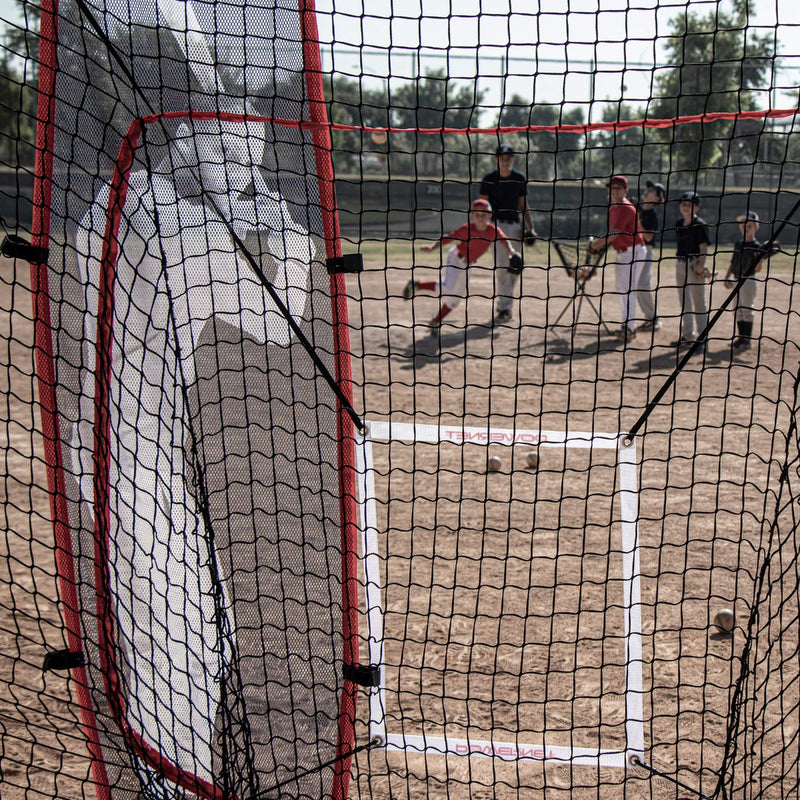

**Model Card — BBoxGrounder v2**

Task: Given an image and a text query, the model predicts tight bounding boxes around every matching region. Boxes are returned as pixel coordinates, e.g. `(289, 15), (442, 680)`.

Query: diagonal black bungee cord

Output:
(254, 739), (378, 800)
(625, 195), (800, 444)
(72, 0), (363, 432)
(629, 755), (715, 799)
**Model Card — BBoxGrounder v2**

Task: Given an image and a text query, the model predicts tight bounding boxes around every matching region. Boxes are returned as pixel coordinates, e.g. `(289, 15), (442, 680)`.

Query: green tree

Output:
(1, 0), (38, 168)
(323, 74), (391, 175)
(0, 47), (36, 169)
(389, 68), (485, 178)
(497, 96), (586, 180)
(585, 102), (676, 191)
(649, 0), (774, 175)
(3, 0), (39, 68)
(590, 101), (647, 178)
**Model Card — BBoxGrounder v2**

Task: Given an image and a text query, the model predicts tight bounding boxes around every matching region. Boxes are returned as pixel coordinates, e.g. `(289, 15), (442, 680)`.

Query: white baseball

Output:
(487, 455), (502, 473)
(713, 608), (735, 633)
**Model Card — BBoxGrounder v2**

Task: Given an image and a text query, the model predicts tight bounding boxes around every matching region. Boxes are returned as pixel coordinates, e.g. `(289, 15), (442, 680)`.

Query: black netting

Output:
(3, 2), (800, 800)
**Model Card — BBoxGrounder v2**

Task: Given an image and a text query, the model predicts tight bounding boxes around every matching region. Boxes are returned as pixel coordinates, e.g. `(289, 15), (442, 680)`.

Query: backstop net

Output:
(2, 1), (800, 799)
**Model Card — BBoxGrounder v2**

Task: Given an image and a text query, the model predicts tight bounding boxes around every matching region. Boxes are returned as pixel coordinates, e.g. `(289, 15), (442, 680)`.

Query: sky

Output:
(312, 0), (800, 117)
(0, 0), (21, 26)
(2, 0), (799, 116)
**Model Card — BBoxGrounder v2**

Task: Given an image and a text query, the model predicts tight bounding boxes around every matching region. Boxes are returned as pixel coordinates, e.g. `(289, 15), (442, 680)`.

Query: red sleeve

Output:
(441, 223), (470, 246)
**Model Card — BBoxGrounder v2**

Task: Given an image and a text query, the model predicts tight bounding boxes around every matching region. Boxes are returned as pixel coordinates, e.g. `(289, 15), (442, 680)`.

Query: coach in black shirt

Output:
(479, 143), (536, 324)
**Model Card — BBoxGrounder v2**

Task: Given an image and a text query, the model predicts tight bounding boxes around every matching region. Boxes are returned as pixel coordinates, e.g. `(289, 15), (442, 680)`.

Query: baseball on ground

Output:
(713, 608), (735, 633)
(526, 450), (539, 469)
(487, 455), (502, 472)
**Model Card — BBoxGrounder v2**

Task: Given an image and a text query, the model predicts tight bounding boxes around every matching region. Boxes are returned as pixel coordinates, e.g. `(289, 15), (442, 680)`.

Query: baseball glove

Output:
(508, 253), (524, 274)
(693, 267), (714, 282)
(689, 256), (713, 282)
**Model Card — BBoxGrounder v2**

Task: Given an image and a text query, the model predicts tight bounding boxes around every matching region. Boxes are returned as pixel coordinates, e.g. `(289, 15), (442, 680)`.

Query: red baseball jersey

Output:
(608, 198), (645, 251)
(442, 222), (506, 264)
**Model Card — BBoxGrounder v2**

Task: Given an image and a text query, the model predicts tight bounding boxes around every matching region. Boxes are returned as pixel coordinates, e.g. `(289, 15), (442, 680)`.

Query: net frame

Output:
(23, 0), (362, 797)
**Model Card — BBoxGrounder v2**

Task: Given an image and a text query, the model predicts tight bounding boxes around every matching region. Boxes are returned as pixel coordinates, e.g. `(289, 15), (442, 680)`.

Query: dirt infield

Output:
(344, 241), (800, 799)
(2, 241), (800, 799)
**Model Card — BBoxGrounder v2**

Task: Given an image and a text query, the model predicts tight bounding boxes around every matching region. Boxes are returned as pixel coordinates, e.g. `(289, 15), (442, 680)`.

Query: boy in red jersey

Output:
(588, 175), (648, 343)
(404, 198), (521, 332)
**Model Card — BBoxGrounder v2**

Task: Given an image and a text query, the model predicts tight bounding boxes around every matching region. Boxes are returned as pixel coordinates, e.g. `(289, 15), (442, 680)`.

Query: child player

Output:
(723, 211), (766, 352)
(672, 191), (712, 348)
(403, 198), (522, 332)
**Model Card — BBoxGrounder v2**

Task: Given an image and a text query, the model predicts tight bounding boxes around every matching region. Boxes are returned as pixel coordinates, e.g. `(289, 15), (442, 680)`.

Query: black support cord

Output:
(629, 755), (714, 800)
(70, 0), (363, 432)
(255, 739), (377, 799)
(625, 196), (800, 443)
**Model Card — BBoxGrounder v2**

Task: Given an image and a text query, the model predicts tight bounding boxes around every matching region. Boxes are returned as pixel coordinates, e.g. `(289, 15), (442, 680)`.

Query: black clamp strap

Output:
(326, 254), (363, 275)
(1, 234), (49, 263)
(343, 662), (381, 687)
(42, 648), (85, 672)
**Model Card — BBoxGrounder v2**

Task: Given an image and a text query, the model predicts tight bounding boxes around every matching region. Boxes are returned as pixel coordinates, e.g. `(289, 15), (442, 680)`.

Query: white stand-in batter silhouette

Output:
(73, 117), (315, 786)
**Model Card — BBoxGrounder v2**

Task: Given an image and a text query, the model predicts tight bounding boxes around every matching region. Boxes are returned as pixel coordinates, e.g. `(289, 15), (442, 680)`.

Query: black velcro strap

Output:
(343, 662), (381, 687)
(1, 234), (49, 263)
(326, 253), (363, 274)
(42, 648), (85, 672)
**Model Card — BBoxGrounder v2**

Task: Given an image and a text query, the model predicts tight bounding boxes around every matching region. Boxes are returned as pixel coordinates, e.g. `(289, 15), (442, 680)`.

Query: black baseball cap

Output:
(496, 144), (515, 155)
(646, 180), (666, 200)
(680, 191), (700, 206)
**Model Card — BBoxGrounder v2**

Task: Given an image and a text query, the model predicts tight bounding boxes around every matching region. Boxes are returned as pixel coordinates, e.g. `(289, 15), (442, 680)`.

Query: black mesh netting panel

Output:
(4, 2), (800, 800)
(2, 0), (359, 799)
